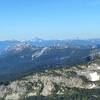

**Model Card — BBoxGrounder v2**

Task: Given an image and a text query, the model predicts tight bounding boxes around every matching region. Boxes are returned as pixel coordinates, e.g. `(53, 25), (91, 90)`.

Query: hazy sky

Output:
(0, 0), (100, 40)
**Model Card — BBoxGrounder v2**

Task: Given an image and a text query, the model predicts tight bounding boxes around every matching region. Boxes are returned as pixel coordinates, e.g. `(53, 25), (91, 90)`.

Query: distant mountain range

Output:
(26, 38), (100, 47)
(0, 39), (100, 81)
(0, 38), (100, 48)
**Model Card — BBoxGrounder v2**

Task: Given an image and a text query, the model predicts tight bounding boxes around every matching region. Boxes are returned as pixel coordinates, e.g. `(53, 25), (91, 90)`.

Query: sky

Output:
(0, 0), (100, 40)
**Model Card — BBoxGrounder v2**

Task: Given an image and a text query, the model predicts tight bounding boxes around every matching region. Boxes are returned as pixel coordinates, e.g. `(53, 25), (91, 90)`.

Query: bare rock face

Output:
(5, 93), (20, 100)
(41, 78), (54, 96)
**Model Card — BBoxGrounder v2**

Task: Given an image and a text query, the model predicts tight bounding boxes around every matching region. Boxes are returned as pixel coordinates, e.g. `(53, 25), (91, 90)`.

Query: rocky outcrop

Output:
(0, 60), (100, 100)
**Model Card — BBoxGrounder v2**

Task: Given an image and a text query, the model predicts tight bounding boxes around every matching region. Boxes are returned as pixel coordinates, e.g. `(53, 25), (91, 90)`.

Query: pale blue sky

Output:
(0, 0), (100, 40)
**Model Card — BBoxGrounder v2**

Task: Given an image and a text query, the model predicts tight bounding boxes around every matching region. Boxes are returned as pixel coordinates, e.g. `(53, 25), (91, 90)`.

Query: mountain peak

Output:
(31, 37), (44, 42)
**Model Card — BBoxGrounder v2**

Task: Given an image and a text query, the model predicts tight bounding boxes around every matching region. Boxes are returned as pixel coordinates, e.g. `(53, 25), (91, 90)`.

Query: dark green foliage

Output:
(64, 71), (77, 78)
(23, 87), (100, 100)
(0, 98), (5, 100)
(37, 80), (44, 96)
(0, 81), (10, 86)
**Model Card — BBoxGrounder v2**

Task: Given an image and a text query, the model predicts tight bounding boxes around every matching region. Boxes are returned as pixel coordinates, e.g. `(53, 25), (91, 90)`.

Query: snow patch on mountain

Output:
(32, 47), (48, 59)
(89, 83), (96, 89)
(89, 72), (99, 81)
(6, 43), (31, 52)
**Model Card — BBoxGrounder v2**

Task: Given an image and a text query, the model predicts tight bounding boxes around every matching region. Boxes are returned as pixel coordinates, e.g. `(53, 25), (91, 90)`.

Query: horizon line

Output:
(0, 37), (100, 41)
